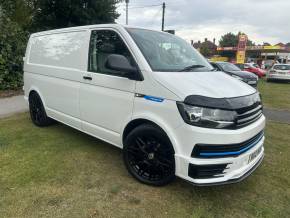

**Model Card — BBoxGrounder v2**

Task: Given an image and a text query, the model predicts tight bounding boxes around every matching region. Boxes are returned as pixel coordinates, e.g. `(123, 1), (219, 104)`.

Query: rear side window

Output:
(88, 30), (136, 77)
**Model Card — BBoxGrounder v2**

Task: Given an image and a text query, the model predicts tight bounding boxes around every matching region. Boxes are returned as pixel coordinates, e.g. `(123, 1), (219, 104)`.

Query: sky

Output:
(116, 0), (290, 45)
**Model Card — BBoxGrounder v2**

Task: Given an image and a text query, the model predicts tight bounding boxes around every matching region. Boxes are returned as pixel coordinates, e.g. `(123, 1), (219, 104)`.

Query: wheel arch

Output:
(28, 87), (46, 107)
(122, 117), (179, 154)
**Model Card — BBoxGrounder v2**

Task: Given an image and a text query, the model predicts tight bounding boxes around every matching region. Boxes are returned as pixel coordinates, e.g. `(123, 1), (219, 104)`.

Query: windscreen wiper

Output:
(179, 64), (205, 72)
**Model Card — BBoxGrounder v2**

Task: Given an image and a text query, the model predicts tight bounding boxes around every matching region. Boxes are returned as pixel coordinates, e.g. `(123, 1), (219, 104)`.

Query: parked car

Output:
(236, 63), (266, 78)
(211, 61), (258, 87)
(267, 64), (290, 82)
(23, 24), (265, 186)
(264, 60), (275, 69)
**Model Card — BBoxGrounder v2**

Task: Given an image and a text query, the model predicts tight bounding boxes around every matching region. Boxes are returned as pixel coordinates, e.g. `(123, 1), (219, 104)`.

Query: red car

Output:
(236, 63), (266, 78)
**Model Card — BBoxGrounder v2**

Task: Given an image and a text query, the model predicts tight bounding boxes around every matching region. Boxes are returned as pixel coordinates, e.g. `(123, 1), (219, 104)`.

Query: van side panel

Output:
(24, 30), (90, 128)
(28, 31), (87, 70)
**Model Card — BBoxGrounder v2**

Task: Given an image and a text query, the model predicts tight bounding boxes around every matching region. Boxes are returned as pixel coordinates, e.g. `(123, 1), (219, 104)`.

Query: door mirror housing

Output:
(105, 54), (141, 80)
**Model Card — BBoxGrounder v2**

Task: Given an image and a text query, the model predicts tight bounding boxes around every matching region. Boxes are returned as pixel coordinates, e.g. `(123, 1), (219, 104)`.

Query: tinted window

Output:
(235, 64), (244, 69)
(88, 30), (135, 77)
(219, 62), (241, 71)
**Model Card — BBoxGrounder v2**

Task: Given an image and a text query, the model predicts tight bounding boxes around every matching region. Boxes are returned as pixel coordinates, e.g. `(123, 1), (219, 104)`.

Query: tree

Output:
(219, 32), (237, 47)
(32, 0), (122, 31)
(0, 13), (28, 90)
(0, 0), (122, 90)
(0, 0), (35, 30)
(199, 41), (217, 57)
(219, 32), (254, 47)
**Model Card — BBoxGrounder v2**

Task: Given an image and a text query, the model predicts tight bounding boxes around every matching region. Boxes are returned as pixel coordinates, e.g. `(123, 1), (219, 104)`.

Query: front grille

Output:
(188, 163), (229, 179)
(191, 131), (264, 158)
(235, 103), (263, 128)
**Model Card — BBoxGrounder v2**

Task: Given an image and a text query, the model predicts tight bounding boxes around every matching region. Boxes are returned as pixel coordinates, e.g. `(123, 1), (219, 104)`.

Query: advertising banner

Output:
(236, 34), (248, 64)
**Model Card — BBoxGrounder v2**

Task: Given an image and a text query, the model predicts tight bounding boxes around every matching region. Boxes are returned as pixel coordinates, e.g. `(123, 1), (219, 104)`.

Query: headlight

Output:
(177, 103), (237, 129)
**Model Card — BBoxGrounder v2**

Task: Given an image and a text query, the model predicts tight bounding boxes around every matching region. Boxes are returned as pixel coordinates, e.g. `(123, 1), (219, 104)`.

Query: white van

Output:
(23, 24), (265, 186)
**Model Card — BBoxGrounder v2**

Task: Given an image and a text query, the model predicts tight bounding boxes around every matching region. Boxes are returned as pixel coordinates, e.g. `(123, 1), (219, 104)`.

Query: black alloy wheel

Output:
(29, 92), (54, 127)
(123, 124), (175, 186)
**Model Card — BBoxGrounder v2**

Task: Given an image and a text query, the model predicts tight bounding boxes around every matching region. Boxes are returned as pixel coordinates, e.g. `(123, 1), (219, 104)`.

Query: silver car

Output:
(267, 64), (290, 82)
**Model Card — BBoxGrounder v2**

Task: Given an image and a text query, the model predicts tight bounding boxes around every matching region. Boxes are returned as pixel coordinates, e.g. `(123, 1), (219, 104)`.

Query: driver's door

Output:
(80, 29), (136, 146)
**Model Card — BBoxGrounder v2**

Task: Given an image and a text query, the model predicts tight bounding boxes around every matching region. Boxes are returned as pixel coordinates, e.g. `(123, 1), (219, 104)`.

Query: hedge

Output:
(0, 15), (28, 90)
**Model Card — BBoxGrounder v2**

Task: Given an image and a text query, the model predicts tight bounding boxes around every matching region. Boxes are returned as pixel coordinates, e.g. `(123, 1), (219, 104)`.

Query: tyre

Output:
(29, 92), (54, 127)
(123, 124), (175, 186)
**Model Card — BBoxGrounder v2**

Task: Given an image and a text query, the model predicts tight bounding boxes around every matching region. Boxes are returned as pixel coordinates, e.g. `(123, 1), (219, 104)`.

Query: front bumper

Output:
(190, 152), (264, 186)
(173, 115), (266, 185)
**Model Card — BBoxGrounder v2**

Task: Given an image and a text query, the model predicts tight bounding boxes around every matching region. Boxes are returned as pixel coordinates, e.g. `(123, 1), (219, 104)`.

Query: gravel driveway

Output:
(0, 95), (28, 118)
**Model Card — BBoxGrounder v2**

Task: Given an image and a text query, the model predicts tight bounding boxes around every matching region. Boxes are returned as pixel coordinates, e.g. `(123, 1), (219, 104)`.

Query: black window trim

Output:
(87, 28), (143, 81)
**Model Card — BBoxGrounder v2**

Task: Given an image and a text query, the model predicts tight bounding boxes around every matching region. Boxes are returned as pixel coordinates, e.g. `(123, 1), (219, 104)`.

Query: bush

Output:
(0, 15), (28, 90)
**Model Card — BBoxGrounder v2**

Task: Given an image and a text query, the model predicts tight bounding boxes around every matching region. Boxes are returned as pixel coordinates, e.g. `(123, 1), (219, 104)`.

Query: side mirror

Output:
(105, 54), (139, 80)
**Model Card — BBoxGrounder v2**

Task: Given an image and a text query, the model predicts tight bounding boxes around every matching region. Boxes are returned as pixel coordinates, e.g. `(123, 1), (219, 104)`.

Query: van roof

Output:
(30, 23), (123, 37)
(30, 24), (161, 37)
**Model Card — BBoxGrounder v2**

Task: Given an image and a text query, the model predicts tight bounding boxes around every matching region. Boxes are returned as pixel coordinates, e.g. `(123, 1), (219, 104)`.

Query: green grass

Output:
(1, 113), (290, 218)
(258, 79), (290, 110)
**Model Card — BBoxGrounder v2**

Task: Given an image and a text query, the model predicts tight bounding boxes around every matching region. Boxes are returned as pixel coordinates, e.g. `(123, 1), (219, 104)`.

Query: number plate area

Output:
(248, 146), (263, 164)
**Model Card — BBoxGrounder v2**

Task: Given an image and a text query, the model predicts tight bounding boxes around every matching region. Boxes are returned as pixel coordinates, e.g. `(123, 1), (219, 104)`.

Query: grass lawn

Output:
(1, 113), (290, 218)
(258, 79), (290, 111)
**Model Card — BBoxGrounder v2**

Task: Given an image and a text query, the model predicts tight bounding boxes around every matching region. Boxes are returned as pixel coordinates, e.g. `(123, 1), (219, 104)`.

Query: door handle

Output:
(83, 76), (92, 80)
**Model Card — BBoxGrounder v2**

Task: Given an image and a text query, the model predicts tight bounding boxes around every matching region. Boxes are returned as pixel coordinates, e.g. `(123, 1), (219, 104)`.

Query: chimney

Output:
(213, 38), (216, 45)
(198, 40), (201, 44)
(205, 38), (208, 42)
(191, 40), (194, 46)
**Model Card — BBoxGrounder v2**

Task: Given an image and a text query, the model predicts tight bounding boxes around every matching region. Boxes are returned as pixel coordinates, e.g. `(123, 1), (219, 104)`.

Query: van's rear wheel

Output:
(29, 92), (54, 127)
(123, 124), (175, 186)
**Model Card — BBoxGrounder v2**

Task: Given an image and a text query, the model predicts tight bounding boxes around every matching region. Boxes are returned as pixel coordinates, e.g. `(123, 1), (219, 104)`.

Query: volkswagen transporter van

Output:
(23, 24), (265, 186)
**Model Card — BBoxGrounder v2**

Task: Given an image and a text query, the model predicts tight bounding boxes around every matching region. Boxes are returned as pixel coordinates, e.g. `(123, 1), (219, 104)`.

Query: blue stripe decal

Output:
(199, 134), (264, 157)
(144, 95), (164, 102)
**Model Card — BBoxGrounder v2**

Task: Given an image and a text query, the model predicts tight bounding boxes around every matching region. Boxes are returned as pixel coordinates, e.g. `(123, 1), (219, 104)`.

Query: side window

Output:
(88, 30), (135, 77)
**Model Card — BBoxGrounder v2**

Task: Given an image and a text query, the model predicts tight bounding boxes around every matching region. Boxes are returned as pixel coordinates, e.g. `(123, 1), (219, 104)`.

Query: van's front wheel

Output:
(123, 124), (175, 186)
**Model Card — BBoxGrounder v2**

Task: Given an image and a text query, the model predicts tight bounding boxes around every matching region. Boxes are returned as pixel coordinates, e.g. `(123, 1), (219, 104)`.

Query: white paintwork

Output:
(24, 24), (265, 185)
(152, 71), (256, 99)
(267, 64), (290, 81)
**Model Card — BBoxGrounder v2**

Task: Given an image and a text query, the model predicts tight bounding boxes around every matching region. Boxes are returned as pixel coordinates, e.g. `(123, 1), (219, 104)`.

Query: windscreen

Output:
(127, 28), (213, 72)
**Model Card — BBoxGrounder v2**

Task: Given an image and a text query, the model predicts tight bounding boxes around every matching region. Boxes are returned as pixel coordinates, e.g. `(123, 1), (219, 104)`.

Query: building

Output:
(217, 44), (290, 64)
